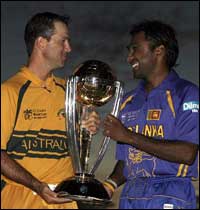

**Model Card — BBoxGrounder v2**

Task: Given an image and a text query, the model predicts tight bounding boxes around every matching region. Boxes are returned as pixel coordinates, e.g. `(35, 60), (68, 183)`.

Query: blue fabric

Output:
(119, 177), (197, 209)
(115, 70), (199, 209)
(116, 70), (199, 179)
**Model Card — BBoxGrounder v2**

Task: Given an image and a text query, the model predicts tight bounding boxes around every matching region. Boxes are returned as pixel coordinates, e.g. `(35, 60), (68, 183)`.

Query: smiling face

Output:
(127, 31), (157, 80)
(43, 21), (71, 69)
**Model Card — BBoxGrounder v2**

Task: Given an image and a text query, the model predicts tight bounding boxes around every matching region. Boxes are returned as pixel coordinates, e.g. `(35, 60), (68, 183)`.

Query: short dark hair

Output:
(24, 12), (70, 56)
(130, 20), (179, 69)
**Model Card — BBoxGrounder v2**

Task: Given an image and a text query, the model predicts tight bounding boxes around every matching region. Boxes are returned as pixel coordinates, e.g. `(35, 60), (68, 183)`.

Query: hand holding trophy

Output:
(54, 60), (123, 208)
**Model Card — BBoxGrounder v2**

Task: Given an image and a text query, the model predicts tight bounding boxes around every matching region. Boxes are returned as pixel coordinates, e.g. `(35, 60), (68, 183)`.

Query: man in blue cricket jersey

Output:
(102, 20), (199, 209)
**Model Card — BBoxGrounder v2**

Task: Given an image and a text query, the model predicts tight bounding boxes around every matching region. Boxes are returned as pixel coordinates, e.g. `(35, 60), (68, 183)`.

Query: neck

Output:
(144, 66), (169, 93)
(27, 53), (52, 81)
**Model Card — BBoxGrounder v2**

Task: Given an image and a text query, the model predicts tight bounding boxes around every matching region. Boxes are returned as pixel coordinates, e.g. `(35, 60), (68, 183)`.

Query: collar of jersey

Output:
(20, 66), (55, 91)
(135, 69), (179, 96)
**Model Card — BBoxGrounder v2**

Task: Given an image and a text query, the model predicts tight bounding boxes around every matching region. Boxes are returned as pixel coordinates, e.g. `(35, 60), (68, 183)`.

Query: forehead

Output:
(131, 31), (146, 43)
(53, 21), (69, 36)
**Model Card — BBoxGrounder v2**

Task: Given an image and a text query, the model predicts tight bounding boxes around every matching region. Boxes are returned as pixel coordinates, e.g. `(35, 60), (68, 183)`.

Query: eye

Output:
(61, 37), (70, 43)
(126, 44), (137, 53)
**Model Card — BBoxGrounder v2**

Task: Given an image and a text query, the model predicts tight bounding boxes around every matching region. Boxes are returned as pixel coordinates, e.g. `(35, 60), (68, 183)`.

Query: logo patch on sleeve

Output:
(183, 101), (199, 112)
(163, 203), (174, 209)
(147, 109), (161, 120)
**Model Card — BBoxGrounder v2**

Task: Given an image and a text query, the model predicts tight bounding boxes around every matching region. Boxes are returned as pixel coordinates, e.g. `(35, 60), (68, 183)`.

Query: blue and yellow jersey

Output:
(1, 66), (74, 185)
(116, 70), (199, 179)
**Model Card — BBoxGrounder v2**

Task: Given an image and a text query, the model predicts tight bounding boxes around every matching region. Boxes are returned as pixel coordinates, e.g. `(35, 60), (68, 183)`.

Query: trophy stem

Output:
(80, 127), (92, 173)
(89, 81), (124, 174)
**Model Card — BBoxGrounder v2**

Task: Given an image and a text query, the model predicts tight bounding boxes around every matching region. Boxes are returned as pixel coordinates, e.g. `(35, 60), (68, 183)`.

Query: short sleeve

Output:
(175, 85), (199, 145)
(115, 112), (127, 160)
(1, 83), (16, 150)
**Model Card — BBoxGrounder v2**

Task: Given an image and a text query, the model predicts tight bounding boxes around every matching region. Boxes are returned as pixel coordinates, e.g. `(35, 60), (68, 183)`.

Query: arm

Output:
(103, 114), (198, 165)
(1, 84), (71, 204)
(103, 160), (126, 198)
(1, 150), (71, 204)
(106, 160), (127, 187)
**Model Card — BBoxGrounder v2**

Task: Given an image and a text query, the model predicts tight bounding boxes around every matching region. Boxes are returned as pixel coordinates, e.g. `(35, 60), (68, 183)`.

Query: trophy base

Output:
(54, 174), (112, 208)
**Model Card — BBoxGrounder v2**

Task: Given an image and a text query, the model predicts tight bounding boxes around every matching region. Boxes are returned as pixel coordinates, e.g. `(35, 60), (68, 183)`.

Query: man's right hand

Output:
(103, 185), (114, 199)
(37, 182), (72, 204)
(1, 151), (72, 205)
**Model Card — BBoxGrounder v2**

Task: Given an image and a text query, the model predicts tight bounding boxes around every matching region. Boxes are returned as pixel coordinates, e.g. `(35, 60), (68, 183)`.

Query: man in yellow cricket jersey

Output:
(1, 12), (100, 209)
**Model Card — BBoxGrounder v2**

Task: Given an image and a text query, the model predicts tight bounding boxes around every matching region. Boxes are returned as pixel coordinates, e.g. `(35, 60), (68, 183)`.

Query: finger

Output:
(88, 117), (101, 125)
(54, 197), (72, 203)
(89, 111), (99, 117)
(103, 118), (115, 127)
(88, 111), (100, 121)
(48, 192), (73, 203)
(46, 197), (72, 204)
(81, 122), (99, 130)
(87, 125), (99, 134)
(81, 118), (100, 127)
(107, 114), (117, 122)
(103, 129), (111, 136)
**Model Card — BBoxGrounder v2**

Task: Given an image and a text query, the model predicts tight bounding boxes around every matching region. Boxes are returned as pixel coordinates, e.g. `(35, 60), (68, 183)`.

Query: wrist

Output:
(32, 180), (45, 195)
(125, 129), (136, 145)
(103, 178), (118, 194)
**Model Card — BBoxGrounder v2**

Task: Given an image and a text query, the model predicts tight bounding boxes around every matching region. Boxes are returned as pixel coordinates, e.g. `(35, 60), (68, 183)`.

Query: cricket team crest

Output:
(127, 147), (156, 178)
(57, 108), (66, 119)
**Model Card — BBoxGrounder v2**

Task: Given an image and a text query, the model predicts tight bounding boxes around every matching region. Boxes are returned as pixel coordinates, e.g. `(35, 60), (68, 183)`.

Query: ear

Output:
(154, 45), (165, 56)
(35, 36), (48, 51)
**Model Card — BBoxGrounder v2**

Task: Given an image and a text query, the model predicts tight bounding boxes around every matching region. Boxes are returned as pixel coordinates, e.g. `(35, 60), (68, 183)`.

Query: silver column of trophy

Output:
(54, 60), (123, 207)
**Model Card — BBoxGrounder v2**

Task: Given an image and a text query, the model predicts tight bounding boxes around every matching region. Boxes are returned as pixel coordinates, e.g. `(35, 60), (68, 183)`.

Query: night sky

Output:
(1, 2), (199, 207)
(1, 1), (199, 91)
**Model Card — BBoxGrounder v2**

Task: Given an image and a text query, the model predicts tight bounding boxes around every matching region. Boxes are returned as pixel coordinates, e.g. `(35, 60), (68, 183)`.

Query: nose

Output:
(65, 41), (72, 53)
(127, 53), (134, 64)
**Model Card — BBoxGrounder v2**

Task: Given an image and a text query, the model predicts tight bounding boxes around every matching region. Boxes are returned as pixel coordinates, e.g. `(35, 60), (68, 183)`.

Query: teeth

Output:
(132, 63), (139, 68)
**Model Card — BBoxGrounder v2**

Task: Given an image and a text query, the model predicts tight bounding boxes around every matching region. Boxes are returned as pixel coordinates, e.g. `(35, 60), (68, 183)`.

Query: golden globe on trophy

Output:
(54, 60), (123, 207)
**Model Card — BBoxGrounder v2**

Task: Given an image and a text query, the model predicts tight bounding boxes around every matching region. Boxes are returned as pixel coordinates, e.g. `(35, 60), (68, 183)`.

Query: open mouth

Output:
(131, 60), (139, 70)
(132, 63), (139, 69)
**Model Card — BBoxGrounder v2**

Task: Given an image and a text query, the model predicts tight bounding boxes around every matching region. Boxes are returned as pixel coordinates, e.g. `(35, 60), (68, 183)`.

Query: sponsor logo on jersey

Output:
(121, 110), (140, 123)
(146, 109), (161, 120)
(23, 109), (47, 120)
(183, 101), (199, 112)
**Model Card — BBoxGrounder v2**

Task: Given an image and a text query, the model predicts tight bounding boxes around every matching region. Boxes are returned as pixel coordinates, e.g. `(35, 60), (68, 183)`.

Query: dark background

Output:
(1, 1), (199, 90)
(1, 1), (199, 208)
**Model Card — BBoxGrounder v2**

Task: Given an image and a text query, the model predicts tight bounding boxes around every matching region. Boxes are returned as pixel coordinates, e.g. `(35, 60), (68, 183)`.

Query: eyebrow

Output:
(126, 43), (138, 50)
(58, 35), (71, 41)
(65, 36), (71, 42)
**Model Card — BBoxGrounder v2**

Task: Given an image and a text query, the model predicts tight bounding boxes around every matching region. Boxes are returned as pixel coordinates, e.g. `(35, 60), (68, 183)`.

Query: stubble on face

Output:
(44, 21), (70, 70)
(128, 32), (156, 80)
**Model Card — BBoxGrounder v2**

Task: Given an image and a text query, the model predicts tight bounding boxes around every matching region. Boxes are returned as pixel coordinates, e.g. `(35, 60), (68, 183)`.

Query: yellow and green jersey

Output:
(1, 66), (77, 208)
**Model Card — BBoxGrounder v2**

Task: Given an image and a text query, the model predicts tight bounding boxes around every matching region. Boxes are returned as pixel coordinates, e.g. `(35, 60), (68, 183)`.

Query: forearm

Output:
(124, 131), (198, 165)
(1, 150), (43, 194)
(106, 160), (126, 187)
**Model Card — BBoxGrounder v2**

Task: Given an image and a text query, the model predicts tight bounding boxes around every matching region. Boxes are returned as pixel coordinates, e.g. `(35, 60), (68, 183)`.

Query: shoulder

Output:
(119, 89), (136, 111)
(174, 78), (199, 99)
(171, 77), (199, 113)
(53, 75), (66, 90)
(1, 72), (27, 93)
(122, 89), (135, 102)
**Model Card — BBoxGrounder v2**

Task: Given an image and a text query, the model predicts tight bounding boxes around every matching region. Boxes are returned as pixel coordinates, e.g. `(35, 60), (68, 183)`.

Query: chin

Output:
(133, 72), (144, 80)
(58, 62), (65, 68)
(133, 71), (140, 78)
